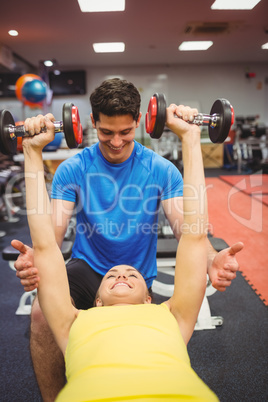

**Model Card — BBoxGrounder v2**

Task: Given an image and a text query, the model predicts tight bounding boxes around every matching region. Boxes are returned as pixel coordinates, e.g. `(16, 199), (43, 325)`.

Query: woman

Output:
(15, 104), (242, 401)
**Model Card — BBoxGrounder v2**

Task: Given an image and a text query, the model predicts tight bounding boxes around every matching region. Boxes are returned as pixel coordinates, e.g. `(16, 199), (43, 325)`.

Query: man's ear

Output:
(90, 113), (96, 128)
(136, 112), (142, 128)
(95, 297), (103, 307)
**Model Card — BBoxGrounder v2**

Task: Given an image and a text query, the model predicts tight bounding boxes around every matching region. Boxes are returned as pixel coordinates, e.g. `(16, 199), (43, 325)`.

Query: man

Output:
(14, 78), (241, 401)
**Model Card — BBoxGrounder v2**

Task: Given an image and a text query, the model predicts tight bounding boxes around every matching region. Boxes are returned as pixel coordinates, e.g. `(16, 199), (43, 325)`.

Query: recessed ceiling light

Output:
(93, 42), (125, 53)
(44, 60), (54, 67)
(261, 42), (268, 50)
(211, 0), (261, 10)
(157, 74), (168, 80)
(179, 41), (213, 51)
(105, 75), (124, 80)
(77, 0), (125, 12)
(8, 30), (18, 36)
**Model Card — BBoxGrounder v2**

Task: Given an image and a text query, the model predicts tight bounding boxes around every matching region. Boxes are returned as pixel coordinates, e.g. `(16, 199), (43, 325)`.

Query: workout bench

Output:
(2, 240), (73, 315)
(153, 235), (228, 331)
(0, 163), (24, 223)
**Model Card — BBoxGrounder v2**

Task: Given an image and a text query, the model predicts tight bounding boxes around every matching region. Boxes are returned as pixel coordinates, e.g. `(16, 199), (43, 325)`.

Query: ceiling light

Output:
(105, 75), (124, 80)
(44, 60), (54, 67)
(78, 0), (125, 12)
(261, 43), (268, 50)
(211, 0), (261, 10)
(179, 41), (213, 51)
(8, 30), (18, 36)
(93, 42), (125, 53)
(157, 74), (168, 80)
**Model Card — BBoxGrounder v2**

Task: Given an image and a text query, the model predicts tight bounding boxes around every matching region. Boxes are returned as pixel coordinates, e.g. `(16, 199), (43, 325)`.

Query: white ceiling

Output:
(0, 0), (268, 71)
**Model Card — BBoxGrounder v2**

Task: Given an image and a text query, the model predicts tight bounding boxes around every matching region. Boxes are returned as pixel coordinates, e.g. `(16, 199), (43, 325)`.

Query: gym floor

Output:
(0, 166), (267, 401)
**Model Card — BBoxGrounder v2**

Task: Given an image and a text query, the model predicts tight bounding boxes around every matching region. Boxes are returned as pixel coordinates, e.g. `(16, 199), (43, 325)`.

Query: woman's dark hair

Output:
(90, 78), (141, 123)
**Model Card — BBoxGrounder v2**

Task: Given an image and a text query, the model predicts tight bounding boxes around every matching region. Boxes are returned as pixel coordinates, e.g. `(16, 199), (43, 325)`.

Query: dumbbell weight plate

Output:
(71, 105), (83, 147)
(0, 110), (17, 155)
(145, 93), (167, 139)
(209, 99), (234, 143)
(63, 103), (83, 149)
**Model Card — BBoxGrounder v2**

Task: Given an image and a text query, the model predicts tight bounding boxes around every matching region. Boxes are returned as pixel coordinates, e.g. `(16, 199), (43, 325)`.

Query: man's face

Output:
(91, 112), (142, 164)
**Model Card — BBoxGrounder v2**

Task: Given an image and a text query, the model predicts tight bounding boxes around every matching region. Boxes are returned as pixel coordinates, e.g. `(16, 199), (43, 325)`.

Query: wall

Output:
(0, 62), (267, 142)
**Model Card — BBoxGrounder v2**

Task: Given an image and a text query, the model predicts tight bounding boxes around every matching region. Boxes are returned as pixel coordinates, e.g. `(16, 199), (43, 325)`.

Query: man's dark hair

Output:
(90, 78), (141, 123)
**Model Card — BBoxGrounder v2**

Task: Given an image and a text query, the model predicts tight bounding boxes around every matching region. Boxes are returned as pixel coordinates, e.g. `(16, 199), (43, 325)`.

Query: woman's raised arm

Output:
(23, 114), (78, 353)
(165, 104), (208, 344)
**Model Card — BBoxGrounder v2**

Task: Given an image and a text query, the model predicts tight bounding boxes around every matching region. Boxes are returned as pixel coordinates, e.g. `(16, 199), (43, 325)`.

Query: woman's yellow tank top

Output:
(56, 303), (218, 401)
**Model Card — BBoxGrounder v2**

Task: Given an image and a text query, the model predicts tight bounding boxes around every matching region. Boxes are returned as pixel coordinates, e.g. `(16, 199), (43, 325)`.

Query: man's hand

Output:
(208, 242), (244, 292)
(11, 239), (40, 292)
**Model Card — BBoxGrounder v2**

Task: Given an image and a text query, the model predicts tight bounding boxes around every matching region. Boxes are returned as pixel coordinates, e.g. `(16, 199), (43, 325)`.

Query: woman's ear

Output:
(95, 297), (103, 307)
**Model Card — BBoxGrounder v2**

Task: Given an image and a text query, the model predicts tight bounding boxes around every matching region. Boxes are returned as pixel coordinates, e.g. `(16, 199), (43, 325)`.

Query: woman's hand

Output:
(166, 104), (200, 141)
(22, 113), (56, 151)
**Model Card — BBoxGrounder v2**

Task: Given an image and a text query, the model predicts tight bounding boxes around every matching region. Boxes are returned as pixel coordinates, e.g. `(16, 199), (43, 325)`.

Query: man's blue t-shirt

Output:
(51, 141), (183, 287)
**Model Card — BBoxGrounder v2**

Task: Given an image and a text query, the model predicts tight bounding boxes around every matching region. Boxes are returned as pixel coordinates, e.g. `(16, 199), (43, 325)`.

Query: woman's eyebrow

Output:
(108, 268), (137, 273)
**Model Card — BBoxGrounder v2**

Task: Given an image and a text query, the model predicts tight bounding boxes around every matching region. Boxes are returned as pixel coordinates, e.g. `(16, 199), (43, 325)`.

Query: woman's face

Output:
(95, 265), (151, 307)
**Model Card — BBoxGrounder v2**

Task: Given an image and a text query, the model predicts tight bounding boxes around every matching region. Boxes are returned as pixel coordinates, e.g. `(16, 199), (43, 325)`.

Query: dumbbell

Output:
(145, 93), (234, 143)
(0, 103), (83, 155)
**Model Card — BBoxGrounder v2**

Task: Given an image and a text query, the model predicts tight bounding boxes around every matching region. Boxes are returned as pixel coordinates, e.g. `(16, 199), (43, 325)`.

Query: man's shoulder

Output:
(73, 144), (99, 162)
(56, 144), (98, 172)
(134, 142), (176, 170)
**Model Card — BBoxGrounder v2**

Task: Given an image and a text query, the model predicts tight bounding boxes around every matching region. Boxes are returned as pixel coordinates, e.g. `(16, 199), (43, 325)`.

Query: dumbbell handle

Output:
(181, 113), (219, 129)
(6, 121), (64, 139)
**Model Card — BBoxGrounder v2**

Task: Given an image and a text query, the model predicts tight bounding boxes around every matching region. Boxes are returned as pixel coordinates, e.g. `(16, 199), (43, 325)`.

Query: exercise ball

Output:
(23, 100), (43, 109)
(15, 74), (42, 102)
(22, 79), (47, 103)
(43, 132), (63, 152)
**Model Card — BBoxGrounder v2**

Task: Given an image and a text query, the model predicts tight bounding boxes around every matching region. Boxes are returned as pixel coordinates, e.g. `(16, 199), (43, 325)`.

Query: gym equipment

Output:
(43, 132), (63, 152)
(145, 93), (234, 143)
(153, 220), (226, 330)
(21, 79), (47, 103)
(0, 103), (83, 155)
(15, 74), (43, 102)
(152, 264), (223, 330)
